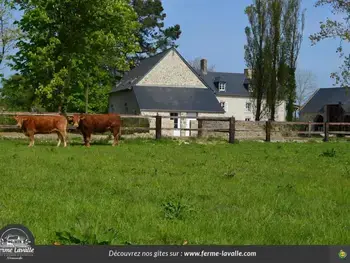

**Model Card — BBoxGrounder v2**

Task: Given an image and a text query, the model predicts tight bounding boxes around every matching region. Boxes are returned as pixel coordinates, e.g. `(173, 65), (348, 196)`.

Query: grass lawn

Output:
(0, 138), (349, 245)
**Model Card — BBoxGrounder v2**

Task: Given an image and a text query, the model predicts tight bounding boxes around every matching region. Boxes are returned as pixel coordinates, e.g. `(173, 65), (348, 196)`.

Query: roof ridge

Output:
(318, 87), (344, 90)
(208, 71), (244, 75)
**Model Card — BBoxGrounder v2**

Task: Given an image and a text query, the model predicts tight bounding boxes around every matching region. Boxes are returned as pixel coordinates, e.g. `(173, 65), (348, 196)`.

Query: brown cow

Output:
(71, 113), (121, 147)
(14, 115), (68, 147)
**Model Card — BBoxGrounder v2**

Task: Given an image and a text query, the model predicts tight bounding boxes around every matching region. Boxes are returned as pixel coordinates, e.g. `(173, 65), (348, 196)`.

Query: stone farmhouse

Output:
(108, 47), (286, 136)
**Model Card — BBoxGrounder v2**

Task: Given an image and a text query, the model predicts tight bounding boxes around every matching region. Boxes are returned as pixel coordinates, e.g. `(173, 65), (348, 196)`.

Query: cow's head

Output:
(13, 116), (27, 128)
(72, 114), (85, 127)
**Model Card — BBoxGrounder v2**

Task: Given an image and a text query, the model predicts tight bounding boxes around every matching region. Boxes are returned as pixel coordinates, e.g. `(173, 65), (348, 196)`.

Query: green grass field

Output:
(0, 138), (349, 245)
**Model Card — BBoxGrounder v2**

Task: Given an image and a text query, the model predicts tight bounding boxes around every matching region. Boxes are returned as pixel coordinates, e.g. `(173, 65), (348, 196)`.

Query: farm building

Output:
(109, 47), (286, 136)
(299, 87), (350, 124)
(195, 59), (286, 122)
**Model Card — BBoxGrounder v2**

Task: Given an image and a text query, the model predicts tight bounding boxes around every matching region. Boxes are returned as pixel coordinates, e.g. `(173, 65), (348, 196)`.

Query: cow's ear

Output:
(80, 116), (86, 120)
(67, 116), (73, 121)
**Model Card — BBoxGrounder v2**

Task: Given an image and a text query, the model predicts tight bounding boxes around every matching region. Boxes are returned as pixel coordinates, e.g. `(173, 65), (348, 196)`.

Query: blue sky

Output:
(3, 0), (347, 89)
(162, 0), (347, 89)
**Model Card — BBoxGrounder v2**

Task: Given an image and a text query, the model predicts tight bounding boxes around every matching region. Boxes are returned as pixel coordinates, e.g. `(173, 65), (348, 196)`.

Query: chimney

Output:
(244, 68), (252, 79)
(200, 59), (207, 75)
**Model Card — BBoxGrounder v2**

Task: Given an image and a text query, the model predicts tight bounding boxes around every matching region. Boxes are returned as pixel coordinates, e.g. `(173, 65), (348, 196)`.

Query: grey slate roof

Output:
(133, 86), (224, 113)
(110, 49), (171, 93)
(196, 71), (250, 97)
(300, 87), (350, 114)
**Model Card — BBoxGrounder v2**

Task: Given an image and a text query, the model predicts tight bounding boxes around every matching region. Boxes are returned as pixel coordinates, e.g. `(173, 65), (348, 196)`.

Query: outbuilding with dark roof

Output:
(299, 87), (350, 123)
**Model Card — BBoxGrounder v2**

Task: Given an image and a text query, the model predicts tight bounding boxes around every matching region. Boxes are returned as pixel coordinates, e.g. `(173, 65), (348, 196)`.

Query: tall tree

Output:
(131, 0), (181, 60)
(284, 0), (305, 121)
(0, 0), (20, 76)
(245, 0), (305, 121)
(188, 57), (216, 72)
(310, 0), (349, 88)
(10, 0), (140, 113)
(105, 0), (182, 83)
(266, 0), (286, 121)
(245, 0), (269, 121)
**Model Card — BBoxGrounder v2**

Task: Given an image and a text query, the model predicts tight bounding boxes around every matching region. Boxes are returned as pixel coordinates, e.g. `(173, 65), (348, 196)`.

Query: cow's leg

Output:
(28, 132), (35, 147)
(56, 132), (62, 147)
(83, 133), (87, 146)
(112, 126), (120, 146)
(85, 133), (91, 147)
(61, 130), (67, 147)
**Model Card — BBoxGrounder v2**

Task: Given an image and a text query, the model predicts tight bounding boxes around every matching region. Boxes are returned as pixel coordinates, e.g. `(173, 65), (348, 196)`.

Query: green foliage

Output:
(162, 199), (192, 220)
(0, 115), (16, 125)
(0, 74), (37, 111)
(284, 0), (305, 121)
(223, 170), (236, 178)
(131, 0), (181, 60)
(320, 148), (336, 157)
(55, 219), (118, 245)
(244, 0), (269, 120)
(245, 0), (305, 121)
(10, 0), (141, 113)
(310, 0), (350, 88)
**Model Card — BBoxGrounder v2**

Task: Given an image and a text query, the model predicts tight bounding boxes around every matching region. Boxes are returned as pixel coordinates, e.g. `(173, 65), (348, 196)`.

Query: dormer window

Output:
(218, 82), (226, 92)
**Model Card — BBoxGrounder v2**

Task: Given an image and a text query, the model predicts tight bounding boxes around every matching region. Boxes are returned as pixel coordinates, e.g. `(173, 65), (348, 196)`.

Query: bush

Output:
(0, 115), (16, 125)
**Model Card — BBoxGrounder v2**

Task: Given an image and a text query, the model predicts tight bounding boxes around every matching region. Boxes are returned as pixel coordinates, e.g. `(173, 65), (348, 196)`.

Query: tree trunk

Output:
(286, 68), (296, 121)
(61, 62), (72, 114)
(85, 84), (89, 113)
(255, 90), (263, 121)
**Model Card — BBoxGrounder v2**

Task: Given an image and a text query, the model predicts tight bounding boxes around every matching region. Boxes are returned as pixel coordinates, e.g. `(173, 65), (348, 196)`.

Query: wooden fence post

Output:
(197, 119), (203, 138)
(229, 116), (235, 143)
(265, 120), (271, 142)
(308, 121), (311, 137)
(155, 115), (162, 140)
(323, 122), (329, 142)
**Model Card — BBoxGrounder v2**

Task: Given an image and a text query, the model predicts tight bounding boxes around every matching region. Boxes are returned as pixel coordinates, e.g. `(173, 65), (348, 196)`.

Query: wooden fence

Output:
(1, 111), (350, 143)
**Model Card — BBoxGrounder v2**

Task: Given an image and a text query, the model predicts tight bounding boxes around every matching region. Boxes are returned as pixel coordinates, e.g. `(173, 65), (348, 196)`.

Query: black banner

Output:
(0, 245), (348, 263)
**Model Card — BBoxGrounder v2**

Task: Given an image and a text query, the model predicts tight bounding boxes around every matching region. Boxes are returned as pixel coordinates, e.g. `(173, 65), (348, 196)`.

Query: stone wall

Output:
(200, 120), (305, 140)
(140, 112), (305, 140)
(141, 111), (174, 137)
(137, 49), (206, 88)
(200, 120), (266, 140)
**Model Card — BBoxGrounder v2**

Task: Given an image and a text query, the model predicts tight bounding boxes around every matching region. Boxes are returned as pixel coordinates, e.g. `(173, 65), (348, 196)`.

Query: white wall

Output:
(203, 96), (286, 121)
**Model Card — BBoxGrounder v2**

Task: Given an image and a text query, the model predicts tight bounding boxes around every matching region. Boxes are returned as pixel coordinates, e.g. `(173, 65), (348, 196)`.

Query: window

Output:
(245, 102), (252, 112)
(245, 118), (251, 121)
(220, 101), (227, 112)
(170, 113), (179, 129)
(218, 82), (226, 92)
